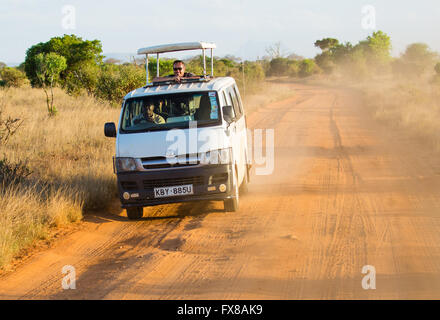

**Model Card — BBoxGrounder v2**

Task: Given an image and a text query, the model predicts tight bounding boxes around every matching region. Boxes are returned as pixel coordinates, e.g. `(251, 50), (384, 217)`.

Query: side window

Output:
(223, 90), (236, 118)
(233, 85), (244, 115)
(228, 86), (242, 119)
(222, 91), (228, 107)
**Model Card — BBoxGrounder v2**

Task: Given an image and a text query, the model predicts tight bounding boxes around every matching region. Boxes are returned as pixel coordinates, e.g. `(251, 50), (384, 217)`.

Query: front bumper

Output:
(117, 164), (234, 208)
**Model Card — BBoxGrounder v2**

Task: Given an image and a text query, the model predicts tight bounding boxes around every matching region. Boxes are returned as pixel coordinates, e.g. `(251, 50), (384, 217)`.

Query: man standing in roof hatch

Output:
(170, 60), (196, 83)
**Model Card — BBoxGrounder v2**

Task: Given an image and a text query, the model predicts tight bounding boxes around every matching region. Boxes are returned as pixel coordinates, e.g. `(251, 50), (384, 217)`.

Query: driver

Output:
(132, 103), (165, 125)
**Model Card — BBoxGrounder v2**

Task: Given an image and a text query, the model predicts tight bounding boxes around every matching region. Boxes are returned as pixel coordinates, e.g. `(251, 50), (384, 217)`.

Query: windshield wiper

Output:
(122, 120), (220, 133)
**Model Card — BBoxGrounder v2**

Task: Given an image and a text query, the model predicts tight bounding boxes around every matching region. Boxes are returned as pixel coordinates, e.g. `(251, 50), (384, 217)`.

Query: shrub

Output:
(0, 98), (30, 185)
(0, 67), (29, 88)
(267, 57), (290, 76)
(147, 58), (174, 79)
(398, 43), (438, 77)
(66, 62), (99, 96)
(314, 51), (334, 75)
(95, 64), (145, 104)
(185, 56), (237, 76)
(298, 59), (318, 77)
(0, 100), (23, 146)
(0, 158), (32, 185)
(287, 60), (300, 77)
(232, 61), (265, 94)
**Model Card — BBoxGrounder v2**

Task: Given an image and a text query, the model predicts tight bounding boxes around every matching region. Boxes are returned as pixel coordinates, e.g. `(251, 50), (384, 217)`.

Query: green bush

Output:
(298, 59), (318, 78)
(147, 58), (174, 79)
(287, 60), (300, 77)
(185, 56), (238, 76)
(0, 67), (29, 87)
(95, 64), (145, 104)
(214, 58), (238, 76)
(267, 57), (290, 76)
(314, 51), (334, 75)
(232, 61), (265, 94)
(66, 62), (99, 96)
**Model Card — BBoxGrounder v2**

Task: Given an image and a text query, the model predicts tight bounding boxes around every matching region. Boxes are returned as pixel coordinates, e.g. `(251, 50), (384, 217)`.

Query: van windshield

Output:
(121, 91), (220, 132)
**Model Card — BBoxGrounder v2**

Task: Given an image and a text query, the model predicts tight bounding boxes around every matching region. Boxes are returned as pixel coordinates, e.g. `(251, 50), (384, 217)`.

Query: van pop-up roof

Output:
(137, 42), (217, 86)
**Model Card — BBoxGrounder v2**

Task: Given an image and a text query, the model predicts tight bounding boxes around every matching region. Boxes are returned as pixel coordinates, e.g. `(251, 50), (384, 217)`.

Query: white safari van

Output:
(104, 42), (250, 219)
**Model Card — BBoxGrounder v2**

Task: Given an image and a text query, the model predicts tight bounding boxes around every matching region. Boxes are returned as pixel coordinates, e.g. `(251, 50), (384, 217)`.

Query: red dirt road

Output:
(1, 82), (440, 299)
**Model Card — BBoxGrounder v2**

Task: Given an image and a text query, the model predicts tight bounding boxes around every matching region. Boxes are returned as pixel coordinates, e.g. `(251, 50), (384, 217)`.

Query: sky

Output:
(0, 0), (439, 64)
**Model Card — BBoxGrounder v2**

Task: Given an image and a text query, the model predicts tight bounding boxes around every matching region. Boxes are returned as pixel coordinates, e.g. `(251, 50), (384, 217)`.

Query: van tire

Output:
(240, 166), (249, 194)
(126, 207), (143, 220)
(245, 152), (251, 183)
(224, 167), (239, 212)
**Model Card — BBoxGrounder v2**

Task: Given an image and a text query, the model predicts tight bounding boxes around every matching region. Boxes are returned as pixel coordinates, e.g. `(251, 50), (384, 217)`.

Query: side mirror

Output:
(104, 122), (116, 138)
(222, 105), (235, 125)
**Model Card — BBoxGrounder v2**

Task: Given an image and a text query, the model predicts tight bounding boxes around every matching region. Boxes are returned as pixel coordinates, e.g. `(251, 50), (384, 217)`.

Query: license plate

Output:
(154, 184), (194, 198)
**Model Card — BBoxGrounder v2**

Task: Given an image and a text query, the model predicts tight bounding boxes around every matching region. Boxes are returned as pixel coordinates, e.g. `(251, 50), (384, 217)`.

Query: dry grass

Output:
(302, 74), (440, 151)
(0, 86), (119, 268)
(0, 184), (83, 267)
(360, 78), (440, 150)
(242, 80), (294, 114)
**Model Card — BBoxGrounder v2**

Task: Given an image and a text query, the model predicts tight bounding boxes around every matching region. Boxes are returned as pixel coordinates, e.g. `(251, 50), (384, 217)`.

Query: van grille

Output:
(141, 155), (200, 170)
(143, 162), (200, 169)
(143, 176), (204, 189)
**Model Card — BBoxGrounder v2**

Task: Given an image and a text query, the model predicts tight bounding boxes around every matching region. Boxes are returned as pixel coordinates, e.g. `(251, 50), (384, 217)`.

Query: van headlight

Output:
(116, 157), (137, 172)
(200, 148), (232, 165)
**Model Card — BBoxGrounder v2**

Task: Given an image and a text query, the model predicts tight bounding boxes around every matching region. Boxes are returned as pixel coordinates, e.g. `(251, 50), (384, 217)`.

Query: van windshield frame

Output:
(119, 91), (222, 133)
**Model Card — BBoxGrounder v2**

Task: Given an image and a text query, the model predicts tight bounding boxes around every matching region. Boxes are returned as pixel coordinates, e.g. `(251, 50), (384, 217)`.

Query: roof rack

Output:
(137, 42), (216, 86)
(147, 76), (212, 87)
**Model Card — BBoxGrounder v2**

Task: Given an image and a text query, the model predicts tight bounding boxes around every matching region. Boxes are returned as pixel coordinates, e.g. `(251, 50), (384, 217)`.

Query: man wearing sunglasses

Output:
(170, 60), (196, 83)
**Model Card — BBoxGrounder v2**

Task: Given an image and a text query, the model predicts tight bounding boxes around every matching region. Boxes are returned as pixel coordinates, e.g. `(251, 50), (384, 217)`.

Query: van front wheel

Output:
(224, 168), (239, 212)
(126, 207), (143, 220)
(240, 165), (249, 194)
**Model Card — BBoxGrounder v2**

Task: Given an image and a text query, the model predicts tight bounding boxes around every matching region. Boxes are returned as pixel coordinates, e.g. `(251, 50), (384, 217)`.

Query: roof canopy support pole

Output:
(156, 53), (160, 78)
(210, 48), (213, 77)
(202, 49), (206, 77)
(146, 54), (149, 85)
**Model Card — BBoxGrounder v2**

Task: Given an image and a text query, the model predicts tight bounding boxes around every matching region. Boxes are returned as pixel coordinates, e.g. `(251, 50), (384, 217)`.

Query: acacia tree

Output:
(35, 53), (67, 116)
(314, 38), (339, 52)
(24, 34), (103, 87)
